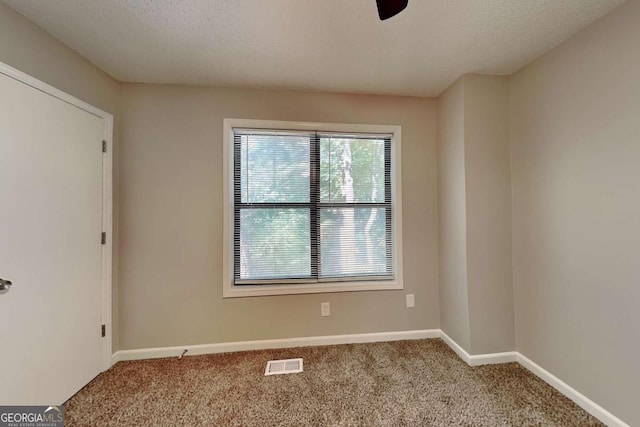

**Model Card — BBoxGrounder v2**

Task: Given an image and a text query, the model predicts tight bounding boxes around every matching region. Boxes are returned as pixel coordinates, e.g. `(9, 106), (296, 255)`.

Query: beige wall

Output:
(0, 2), (119, 115)
(436, 77), (471, 351)
(119, 83), (439, 349)
(0, 2), (122, 350)
(510, 1), (640, 425)
(437, 75), (514, 355)
(464, 75), (514, 354)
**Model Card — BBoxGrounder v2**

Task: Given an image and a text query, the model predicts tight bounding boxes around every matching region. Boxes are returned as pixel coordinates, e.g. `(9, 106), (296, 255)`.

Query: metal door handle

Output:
(0, 278), (12, 291)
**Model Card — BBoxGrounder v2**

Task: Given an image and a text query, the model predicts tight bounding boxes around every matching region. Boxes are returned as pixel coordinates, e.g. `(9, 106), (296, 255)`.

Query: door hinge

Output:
(101, 324), (106, 337)
(102, 140), (107, 153)
(101, 232), (106, 245)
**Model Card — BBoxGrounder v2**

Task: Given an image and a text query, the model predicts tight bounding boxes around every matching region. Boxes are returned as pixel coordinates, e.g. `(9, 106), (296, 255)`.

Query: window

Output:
(223, 119), (403, 297)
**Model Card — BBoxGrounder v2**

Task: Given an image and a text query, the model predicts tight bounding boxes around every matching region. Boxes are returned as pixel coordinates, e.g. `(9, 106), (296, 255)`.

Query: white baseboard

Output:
(439, 332), (627, 426)
(112, 329), (440, 364)
(517, 354), (629, 427)
(439, 330), (518, 366)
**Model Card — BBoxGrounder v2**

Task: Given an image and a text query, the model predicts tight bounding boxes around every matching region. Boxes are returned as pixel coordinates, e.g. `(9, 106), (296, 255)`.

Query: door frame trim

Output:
(0, 61), (114, 371)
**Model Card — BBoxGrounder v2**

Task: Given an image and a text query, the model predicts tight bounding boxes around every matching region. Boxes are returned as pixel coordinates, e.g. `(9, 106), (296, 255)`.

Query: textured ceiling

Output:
(4, 0), (625, 96)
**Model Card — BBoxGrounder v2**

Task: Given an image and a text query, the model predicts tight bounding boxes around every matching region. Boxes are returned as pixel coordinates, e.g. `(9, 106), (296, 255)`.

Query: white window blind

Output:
(233, 128), (393, 285)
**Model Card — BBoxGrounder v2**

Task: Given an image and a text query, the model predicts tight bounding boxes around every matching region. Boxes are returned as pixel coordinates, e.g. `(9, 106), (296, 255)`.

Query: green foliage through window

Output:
(234, 129), (393, 284)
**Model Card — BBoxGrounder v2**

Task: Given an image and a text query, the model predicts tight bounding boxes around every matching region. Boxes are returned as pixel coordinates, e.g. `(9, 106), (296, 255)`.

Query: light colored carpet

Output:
(65, 339), (602, 426)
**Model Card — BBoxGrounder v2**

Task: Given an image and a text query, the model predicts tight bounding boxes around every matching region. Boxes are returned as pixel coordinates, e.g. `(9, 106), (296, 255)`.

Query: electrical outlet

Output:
(321, 302), (330, 317)
(406, 294), (415, 308)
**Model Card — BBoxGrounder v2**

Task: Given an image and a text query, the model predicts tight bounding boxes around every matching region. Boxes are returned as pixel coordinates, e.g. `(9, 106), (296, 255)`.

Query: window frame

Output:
(223, 119), (403, 298)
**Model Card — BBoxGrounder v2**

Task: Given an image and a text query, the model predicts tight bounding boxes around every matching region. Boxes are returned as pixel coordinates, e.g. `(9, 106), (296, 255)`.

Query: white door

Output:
(0, 71), (105, 405)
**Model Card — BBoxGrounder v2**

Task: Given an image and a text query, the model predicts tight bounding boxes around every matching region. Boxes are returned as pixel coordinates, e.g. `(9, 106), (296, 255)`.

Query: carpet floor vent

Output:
(264, 358), (303, 376)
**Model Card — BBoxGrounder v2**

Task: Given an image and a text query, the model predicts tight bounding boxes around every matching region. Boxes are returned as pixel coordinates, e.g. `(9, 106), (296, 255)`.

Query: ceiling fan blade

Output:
(376, 0), (408, 20)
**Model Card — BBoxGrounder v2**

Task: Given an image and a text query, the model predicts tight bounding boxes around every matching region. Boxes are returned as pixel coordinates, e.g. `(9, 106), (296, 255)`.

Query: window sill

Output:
(222, 280), (403, 298)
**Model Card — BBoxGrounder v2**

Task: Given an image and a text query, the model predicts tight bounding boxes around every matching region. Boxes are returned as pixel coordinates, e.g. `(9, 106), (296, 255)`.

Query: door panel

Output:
(0, 72), (104, 405)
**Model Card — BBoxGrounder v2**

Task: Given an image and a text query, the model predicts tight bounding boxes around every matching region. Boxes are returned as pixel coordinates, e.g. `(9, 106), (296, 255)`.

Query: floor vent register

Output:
(264, 358), (303, 376)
